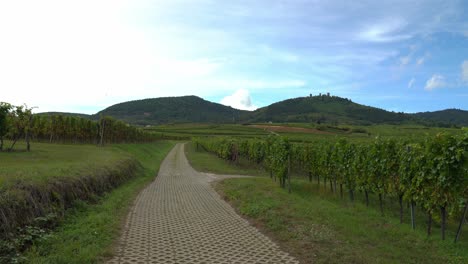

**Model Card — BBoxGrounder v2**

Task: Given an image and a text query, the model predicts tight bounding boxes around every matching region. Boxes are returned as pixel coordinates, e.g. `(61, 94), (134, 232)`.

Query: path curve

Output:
(108, 143), (298, 264)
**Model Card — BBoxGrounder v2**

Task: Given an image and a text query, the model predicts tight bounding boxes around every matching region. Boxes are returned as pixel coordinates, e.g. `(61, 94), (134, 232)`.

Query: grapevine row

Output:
(194, 133), (468, 241)
(1, 102), (160, 151)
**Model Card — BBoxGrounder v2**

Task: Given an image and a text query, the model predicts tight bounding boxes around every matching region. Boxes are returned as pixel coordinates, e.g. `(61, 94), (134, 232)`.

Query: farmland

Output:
(148, 122), (464, 142)
(186, 134), (468, 263)
(0, 101), (467, 263)
(2, 0), (468, 262)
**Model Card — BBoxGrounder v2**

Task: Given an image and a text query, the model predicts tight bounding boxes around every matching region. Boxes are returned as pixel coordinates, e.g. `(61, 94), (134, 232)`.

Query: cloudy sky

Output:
(1, 0), (467, 113)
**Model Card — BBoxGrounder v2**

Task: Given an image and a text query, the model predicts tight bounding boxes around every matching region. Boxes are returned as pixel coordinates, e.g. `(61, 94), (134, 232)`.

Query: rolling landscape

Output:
(39, 95), (468, 127)
(1, 94), (467, 263)
(1, 1), (468, 264)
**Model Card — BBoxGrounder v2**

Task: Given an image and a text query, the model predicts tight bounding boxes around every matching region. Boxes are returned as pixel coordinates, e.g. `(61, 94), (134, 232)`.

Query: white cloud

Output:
(0, 0), (157, 112)
(0, 0), (227, 113)
(400, 56), (411, 66)
(220, 89), (257, 111)
(408, 78), (415, 88)
(358, 18), (411, 43)
(416, 53), (430, 66)
(416, 57), (425, 65)
(399, 51), (428, 67)
(0, 0), (466, 113)
(462, 60), (468, 82)
(425, 74), (446, 90)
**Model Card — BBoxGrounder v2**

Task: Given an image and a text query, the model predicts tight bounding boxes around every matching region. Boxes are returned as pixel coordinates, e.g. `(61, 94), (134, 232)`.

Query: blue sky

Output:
(0, 0), (467, 113)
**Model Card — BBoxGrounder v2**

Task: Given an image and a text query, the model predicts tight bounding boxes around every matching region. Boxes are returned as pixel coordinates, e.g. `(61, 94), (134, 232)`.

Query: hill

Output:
(247, 95), (410, 125)
(36, 112), (92, 119)
(35, 95), (468, 126)
(413, 109), (468, 127)
(94, 96), (248, 125)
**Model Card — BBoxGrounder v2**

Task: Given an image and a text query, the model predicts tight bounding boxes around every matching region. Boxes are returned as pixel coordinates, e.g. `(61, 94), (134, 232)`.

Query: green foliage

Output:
(30, 114), (159, 144)
(0, 103), (34, 151)
(415, 109), (468, 127)
(0, 213), (57, 263)
(249, 95), (411, 125)
(195, 136), (291, 188)
(0, 102), (12, 150)
(1, 102), (162, 150)
(195, 132), (468, 234)
(423, 134), (467, 210)
(95, 95), (248, 125)
(219, 177), (467, 263)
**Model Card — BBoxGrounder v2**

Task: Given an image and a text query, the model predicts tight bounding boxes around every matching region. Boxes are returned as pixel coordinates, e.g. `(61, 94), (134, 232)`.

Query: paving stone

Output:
(108, 143), (298, 264)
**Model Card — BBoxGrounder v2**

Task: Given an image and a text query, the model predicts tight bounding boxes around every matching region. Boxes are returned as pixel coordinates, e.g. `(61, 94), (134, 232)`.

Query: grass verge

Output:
(12, 141), (176, 263)
(0, 142), (133, 188)
(186, 142), (468, 264)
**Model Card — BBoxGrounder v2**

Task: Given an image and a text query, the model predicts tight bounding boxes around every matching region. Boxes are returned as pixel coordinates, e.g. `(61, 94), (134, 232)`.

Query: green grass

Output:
(185, 142), (267, 176)
(186, 142), (468, 264)
(0, 141), (130, 186)
(15, 141), (176, 263)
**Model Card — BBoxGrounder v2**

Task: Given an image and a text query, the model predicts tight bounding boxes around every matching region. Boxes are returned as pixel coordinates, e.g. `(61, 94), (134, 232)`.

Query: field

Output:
(0, 142), (131, 186)
(185, 141), (468, 263)
(0, 121), (466, 263)
(0, 141), (176, 263)
(147, 123), (464, 142)
(147, 123), (269, 138)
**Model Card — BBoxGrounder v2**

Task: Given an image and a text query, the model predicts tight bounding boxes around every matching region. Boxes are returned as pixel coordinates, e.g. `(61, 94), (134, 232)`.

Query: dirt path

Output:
(107, 143), (298, 264)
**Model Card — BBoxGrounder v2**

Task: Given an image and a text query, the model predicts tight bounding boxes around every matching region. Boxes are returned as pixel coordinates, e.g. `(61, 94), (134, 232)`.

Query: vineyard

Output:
(194, 132), (468, 241)
(0, 102), (169, 262)
(0, 103), (159, 152)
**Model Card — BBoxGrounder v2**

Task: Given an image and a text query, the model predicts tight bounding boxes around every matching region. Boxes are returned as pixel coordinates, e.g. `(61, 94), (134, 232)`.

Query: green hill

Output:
(35, 95), (468, 126)
(248, 95), (410, 125)
(94, 96), (248, 125)
(413, 109), (468, 127)
(36, 112), (92, 119)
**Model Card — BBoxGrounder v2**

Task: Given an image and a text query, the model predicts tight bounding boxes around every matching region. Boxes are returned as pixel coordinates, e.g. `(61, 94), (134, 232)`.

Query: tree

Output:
(0, 102), (12, 151)
(7, 104), (33, 151)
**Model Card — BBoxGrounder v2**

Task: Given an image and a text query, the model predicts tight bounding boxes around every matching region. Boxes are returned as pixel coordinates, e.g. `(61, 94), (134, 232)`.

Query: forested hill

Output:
(36, 95), (468, 126)
(94, 96), (248, 125)
(413, 109), (468, 127)
(248, 95), (410, 125)
(92, 94), (414, 125)
(36, 112), (92, 119)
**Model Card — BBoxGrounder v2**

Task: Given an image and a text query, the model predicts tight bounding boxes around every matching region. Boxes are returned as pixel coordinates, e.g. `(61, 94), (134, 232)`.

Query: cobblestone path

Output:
(108, 143), (298, 264)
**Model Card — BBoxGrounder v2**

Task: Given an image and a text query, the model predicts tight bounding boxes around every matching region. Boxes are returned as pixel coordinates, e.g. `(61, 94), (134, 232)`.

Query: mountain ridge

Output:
(36, 95), (468, 126)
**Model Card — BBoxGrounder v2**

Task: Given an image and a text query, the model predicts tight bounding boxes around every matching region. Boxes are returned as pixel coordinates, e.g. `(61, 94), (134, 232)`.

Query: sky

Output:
(1, 0), (468, 114)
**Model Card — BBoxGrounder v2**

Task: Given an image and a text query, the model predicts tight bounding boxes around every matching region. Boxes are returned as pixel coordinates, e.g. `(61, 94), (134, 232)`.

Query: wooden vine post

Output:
(288, 152), (291, 194)
(455, 200), (468, 242)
